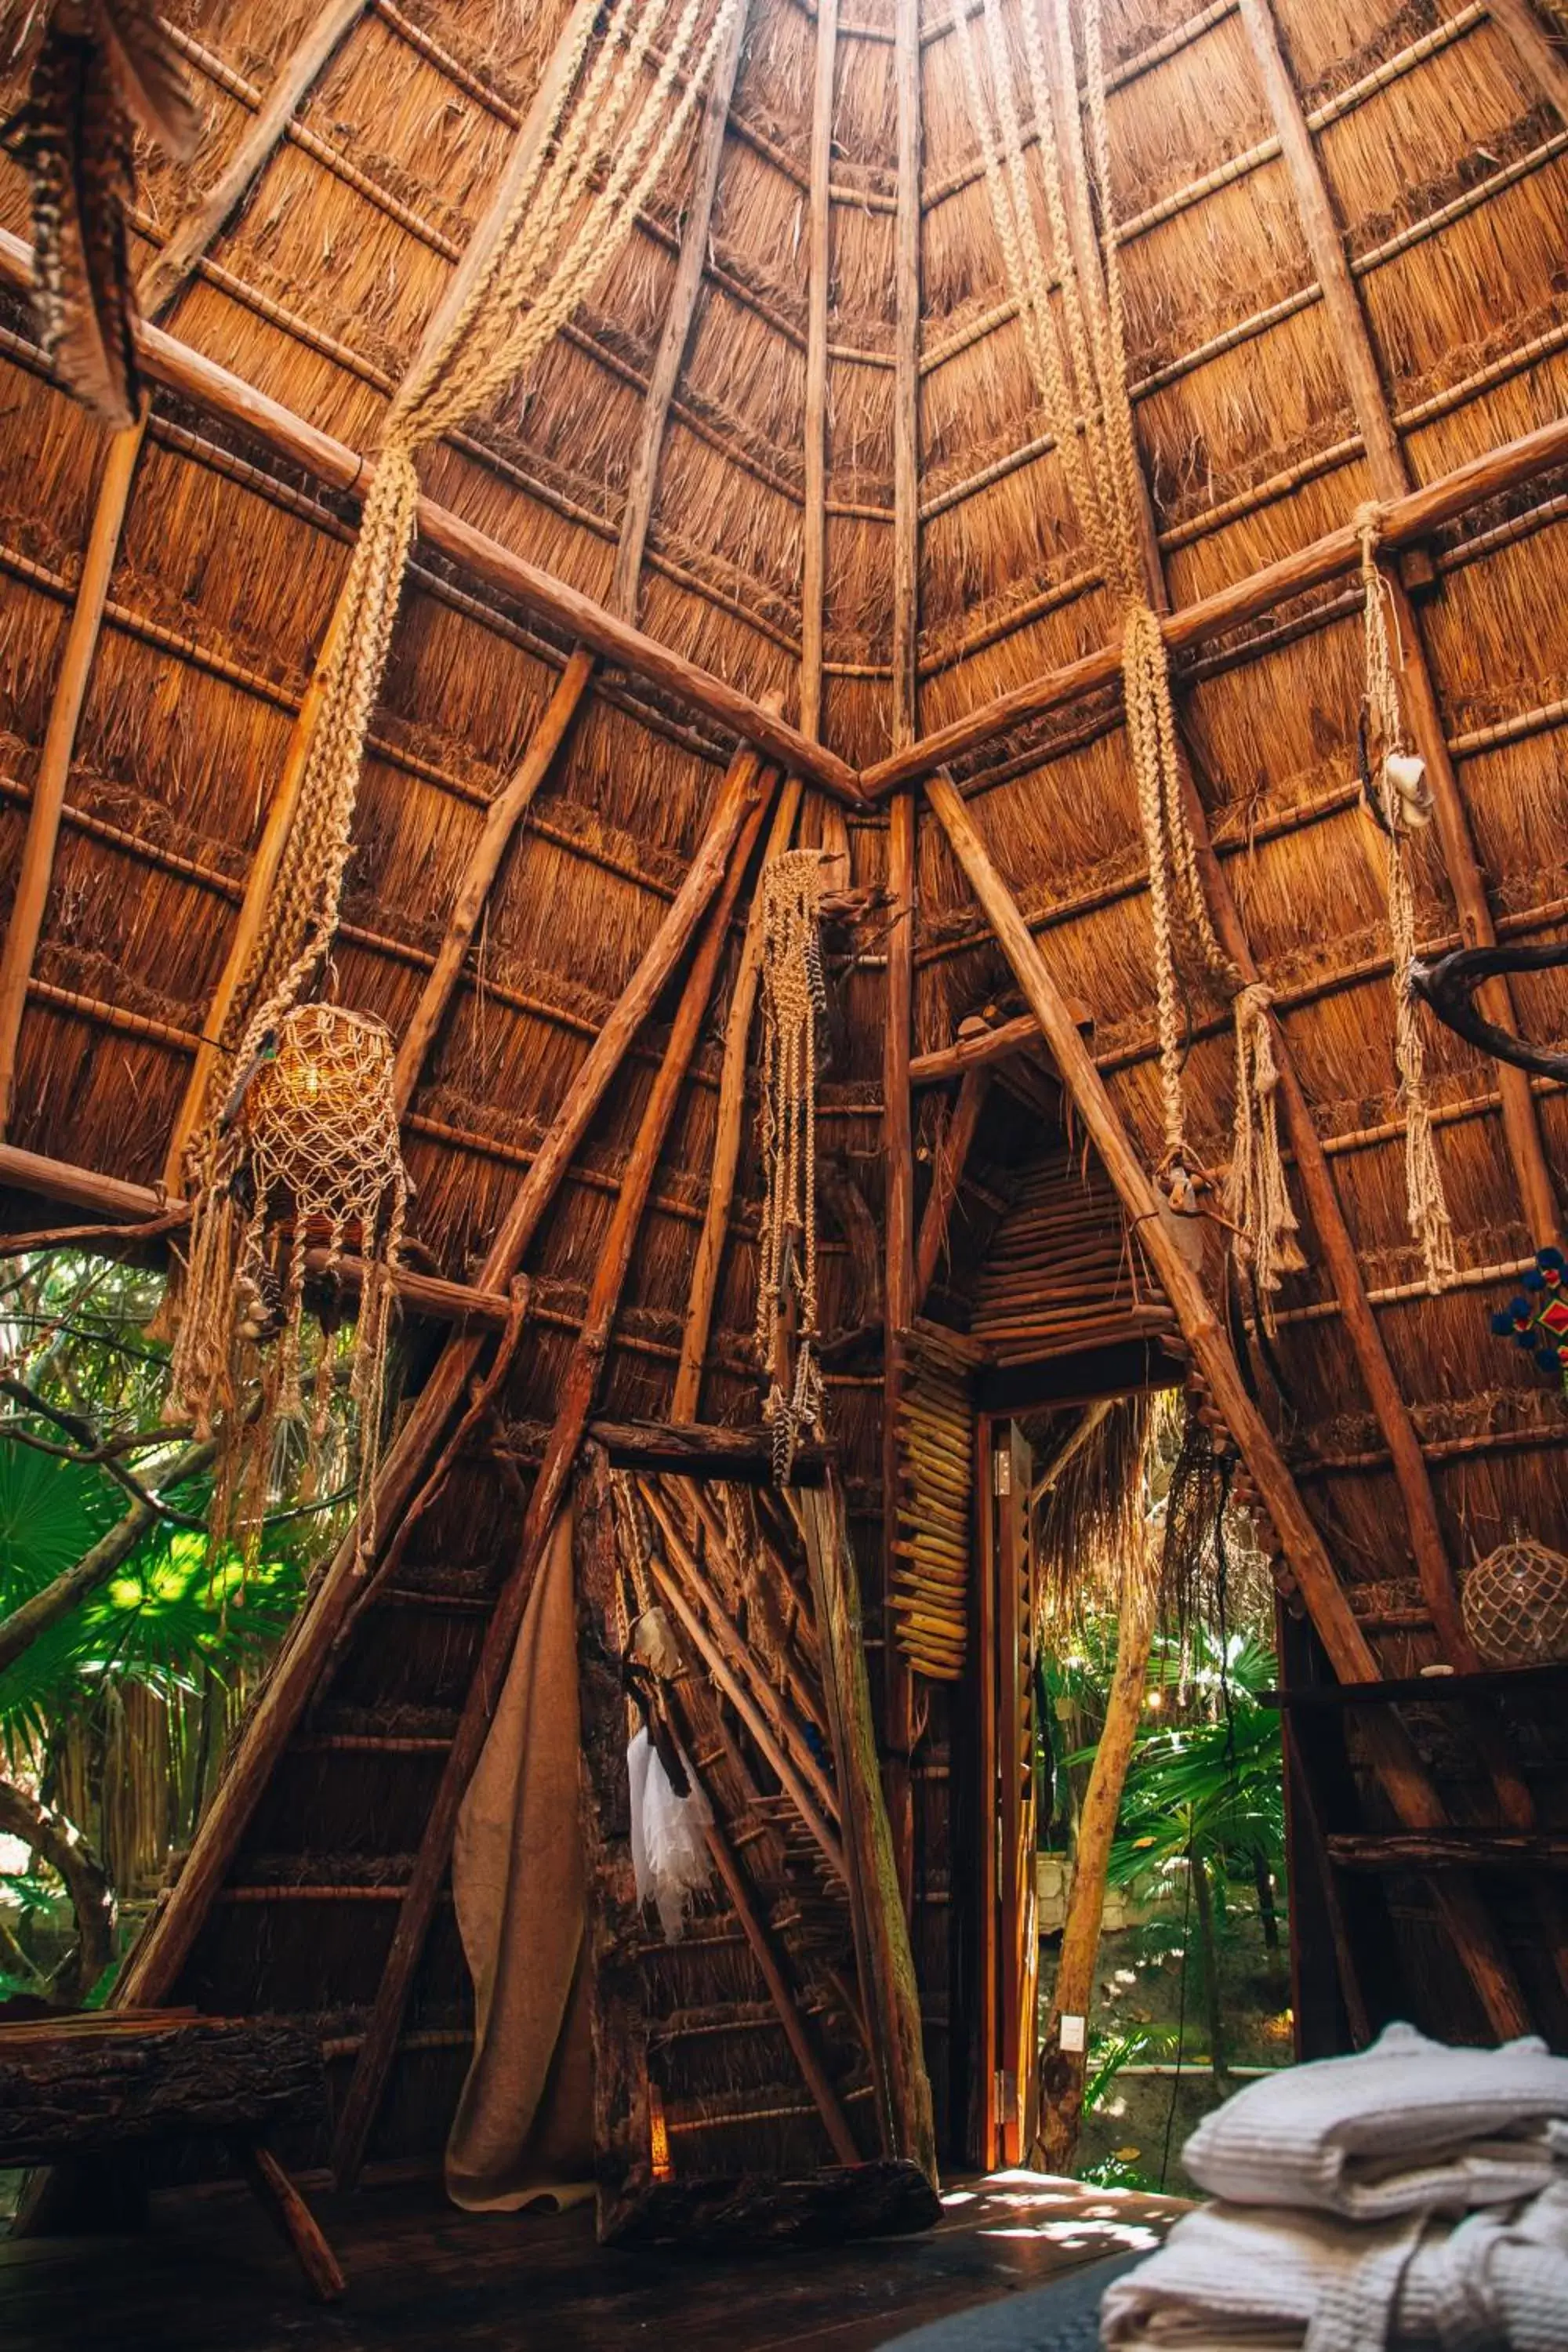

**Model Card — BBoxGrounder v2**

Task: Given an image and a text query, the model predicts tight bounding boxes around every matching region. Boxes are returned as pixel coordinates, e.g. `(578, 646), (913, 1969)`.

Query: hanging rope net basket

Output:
(1461, 1537), (1568, 1668)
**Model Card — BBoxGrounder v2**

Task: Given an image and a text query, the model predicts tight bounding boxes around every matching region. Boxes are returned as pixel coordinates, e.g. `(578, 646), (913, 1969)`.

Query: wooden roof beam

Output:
(329, 753), (775, 2186)
(0, 0), (371, 1142)
(925, 769), (1527, 2039)
(859, 402), (1568, 797)
(913, 1065), (990, 1316)
(1238, 0), (1559, 1250)
(0, 229), (858, 804)
(799, 0), (837, 741)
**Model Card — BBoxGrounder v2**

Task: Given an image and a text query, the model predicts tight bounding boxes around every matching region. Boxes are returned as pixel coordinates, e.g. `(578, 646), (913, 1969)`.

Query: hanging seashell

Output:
(1385, 748), (1433, 829)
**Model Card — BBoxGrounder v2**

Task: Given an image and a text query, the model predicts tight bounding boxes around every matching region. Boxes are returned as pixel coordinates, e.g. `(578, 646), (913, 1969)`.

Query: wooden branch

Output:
(589, 1417), (828, 1483)
(881, 789), (916, 1909)
(799, 0), (838, 739)
(1327, 1831), (1568, 1871)
(0, 227), (860, 804)
(611, 0), (754, 619)
(858, 403), (1568, 795)
(137, 0), (368, 322)
(913, 1065), (989, 1314)
(1486, 0), (1568, 123)
(0, 1782), (114, 2005)
(0, 425), (142, 1138)
(328, 758), (774, 2186)
(114, 753), (771, 2020)
(1238, 0), (1560, 1249)
(795, 1479), (937, 2180)
(891, 0), (920, 752)
(391, 646), (593, 1109)
(672, 781), (804, 1417)
(925, 768), (1528, 2034)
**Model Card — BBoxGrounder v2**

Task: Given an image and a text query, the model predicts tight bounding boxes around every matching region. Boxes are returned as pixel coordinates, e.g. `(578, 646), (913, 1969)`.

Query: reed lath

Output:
(2, 0), (1568, 2140)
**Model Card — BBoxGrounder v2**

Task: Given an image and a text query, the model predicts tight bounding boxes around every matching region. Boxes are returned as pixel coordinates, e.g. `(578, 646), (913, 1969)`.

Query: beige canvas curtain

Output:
(445, 1510), (594, 2212)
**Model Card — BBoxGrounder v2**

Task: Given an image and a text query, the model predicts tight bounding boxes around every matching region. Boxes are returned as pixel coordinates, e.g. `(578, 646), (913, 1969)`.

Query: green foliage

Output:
(1083, 2021), (1178, 2113)
(1108, 1628), (1283, 1895)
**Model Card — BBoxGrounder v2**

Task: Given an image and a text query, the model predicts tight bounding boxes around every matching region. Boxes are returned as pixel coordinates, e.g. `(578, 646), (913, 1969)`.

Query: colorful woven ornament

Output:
(1490, 1247), (1568, 1389)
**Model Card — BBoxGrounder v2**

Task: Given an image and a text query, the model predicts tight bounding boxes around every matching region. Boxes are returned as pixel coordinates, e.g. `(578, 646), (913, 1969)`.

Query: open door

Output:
(573, 1446), (938, 2246)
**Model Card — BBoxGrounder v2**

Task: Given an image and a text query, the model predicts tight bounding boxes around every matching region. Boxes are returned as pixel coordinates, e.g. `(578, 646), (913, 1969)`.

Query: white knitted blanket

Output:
(1098, 2183), (1568, 2351)
(1181, 2024), (1568, 2219)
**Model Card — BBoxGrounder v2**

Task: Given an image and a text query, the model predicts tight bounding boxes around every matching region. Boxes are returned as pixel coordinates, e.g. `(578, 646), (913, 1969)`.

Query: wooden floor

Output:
(0, 2169), (1184, 2351)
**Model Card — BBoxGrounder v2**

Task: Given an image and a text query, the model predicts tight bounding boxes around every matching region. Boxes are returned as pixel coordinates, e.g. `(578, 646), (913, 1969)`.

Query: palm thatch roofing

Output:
(2, 0), (1568, 2179)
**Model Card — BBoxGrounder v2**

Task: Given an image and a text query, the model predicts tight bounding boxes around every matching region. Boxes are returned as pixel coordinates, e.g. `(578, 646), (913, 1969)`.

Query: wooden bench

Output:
(0, 2009), (344, 2299)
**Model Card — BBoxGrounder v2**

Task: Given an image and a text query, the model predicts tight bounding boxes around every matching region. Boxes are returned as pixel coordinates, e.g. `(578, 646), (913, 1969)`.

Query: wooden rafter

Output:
(328, 755), (775, 2184)
(1486, 0), (1568, 122)
(799, 0), (838, 739)
(913, 1065), (989, 1315)
(858, 403), (1568, 795)
(611, 0), (754, 621)
(1237, 0), (1560, 1250)
(925, 768), (1528, 2041)
(115, 747), (771, 2015)
(0, 0), (370, 1144)
(0, 227), (858, 804)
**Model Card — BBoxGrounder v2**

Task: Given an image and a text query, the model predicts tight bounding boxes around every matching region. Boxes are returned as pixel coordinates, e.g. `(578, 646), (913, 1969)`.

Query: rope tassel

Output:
(754, 851), (828, 1479)
(1358, 512), (1456, 1294)
(1226, 983), (1303, 1327)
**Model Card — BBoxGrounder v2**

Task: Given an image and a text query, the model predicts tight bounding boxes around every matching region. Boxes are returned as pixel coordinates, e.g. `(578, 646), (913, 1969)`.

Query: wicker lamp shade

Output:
(1461, 1537), (1568, 1668)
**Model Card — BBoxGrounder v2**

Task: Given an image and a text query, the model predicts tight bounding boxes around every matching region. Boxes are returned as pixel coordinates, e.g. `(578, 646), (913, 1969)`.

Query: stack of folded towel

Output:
(1099, 2022), (1568, 2350)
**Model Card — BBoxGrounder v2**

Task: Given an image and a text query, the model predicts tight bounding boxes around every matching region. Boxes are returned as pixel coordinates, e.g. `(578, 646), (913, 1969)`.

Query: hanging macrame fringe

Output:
(754, 850), (828, 1481)
(1357, 508), (1456, 1294)
(166, 0), (743, 1548)
(1225, 983), (1302, 1328)
(952, 0), (1294, 1296)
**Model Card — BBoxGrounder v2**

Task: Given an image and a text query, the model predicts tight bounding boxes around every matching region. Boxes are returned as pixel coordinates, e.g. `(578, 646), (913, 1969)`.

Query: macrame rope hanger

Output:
(951, 0), (1303, 1314)
(1356, 506), (1456, 1294)
(167, 0), (744, 1555)
(754, 850), (829, 1480)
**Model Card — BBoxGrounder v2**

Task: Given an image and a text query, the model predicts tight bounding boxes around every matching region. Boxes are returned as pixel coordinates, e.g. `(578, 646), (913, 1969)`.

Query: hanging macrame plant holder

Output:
(1356, 512), (1455, 1295)
(1461, 1536), (1568, 1668)
(754, 850), (829, 1482)
(169, 1002), (408, 1562)
(164, 0), (742, 1548)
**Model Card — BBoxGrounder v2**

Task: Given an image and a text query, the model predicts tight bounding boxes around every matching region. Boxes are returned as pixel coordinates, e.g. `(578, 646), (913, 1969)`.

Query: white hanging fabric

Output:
(627, 1725), (713, 1945)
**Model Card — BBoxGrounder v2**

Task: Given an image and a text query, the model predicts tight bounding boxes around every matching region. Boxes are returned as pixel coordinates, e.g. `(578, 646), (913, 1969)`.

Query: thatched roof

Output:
(3, 0), (1568, 2169)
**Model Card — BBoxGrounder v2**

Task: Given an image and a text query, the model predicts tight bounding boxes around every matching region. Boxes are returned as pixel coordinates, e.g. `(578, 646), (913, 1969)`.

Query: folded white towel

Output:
(1181, 2022), (1568, 2219)
(1098, 2183), (1568, 2351)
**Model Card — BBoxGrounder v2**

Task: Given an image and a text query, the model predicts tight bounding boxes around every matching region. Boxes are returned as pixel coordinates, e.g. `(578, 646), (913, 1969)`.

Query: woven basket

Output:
(1461, 1537), (1568, 1668)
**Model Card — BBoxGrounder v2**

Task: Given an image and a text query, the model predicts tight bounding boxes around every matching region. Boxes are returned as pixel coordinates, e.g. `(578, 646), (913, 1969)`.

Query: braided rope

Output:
(1226, 981), (1302, 1323)
(754, 851), (827, 1479)
(1358, 507), (1456, 1292)
(953, 0), (1296, 1283)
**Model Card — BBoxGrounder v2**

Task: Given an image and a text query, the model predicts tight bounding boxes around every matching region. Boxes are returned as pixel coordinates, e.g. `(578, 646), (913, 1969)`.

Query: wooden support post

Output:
(972, 1411), (1000, 2170)
(0, 423), (141, 1137)
(672, 779), (804, 1418)
(610, 0), (753, 619)
(328, 760), (774, 2184)
(390, 647), (593, 1109)
(796, 1479), (938, 2183)
(800, 0), (838, 739)
(913, 1065), (989, 1314)
(1237, 0), (1560, 1248)
(117, 748), (771, 2016)
(926, 768), (1529, 2038)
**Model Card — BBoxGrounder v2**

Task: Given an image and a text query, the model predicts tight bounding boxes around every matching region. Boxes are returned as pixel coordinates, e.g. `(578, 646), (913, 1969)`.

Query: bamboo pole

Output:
(913, 1066), (989, 1311)
(1237, 0), (1560, 1250)
(671, 779), (803, 1417)
(799, 0), (839, 740)
(610, 0), (754, 619)
(390, 647), (593, 1109)
(328, 763), (775, 2184)
(115, 749), (770, 2017)
(925, 768), (1528, 2038)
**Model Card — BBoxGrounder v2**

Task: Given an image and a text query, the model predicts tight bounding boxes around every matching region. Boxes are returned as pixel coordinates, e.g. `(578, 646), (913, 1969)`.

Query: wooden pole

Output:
(610, 0), (754, 619)
(913, 1066), (989, 1313)
(1237, 0), (1560, 1249)
(390, 647), (593, 1109)
(328, 762), (774, 2183)
(796, 1479), (938, 2182)
(856, 401), (1568, 796)
(0, 227), (859, 804)
(671, 779), (804, 1418)
(115, 748), (771, 2015)
(925, 768), (1529, 2037)
(1486, 0), (1568, 123)
(0, 423), (141, 1137)
(799, 0), (839, 740)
